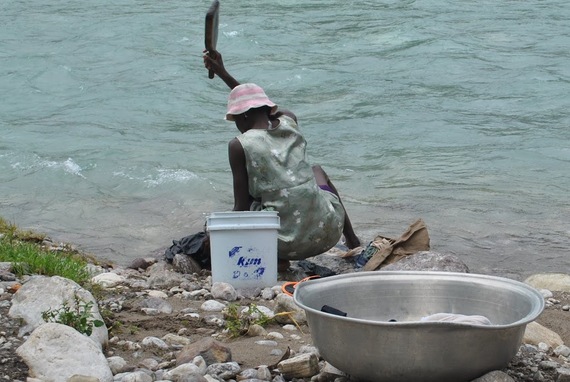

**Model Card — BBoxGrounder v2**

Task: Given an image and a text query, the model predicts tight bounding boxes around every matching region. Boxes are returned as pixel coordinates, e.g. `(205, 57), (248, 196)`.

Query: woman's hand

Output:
(203, 49), (225, 76)
(203, 49), (240, 89)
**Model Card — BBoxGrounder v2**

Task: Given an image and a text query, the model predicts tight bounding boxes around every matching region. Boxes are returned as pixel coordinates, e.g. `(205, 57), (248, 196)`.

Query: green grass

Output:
(0, 217), (45, 243)
(0, 217), (92, 285)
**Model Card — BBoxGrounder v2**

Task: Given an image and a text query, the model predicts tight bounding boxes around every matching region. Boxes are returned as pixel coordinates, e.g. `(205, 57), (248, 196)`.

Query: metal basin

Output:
(293, 271), (544, 382)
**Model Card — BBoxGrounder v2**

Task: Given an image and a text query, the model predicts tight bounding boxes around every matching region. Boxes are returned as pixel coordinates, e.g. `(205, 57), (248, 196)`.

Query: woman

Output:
(204, 51), (360, 268)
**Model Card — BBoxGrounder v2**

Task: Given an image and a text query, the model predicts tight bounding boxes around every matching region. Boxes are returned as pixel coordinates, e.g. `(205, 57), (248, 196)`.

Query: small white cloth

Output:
(420, 313), (492, 325)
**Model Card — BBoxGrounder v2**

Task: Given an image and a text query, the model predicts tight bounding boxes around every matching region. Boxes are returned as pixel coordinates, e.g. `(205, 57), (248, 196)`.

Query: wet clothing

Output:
(236, 115), (345, 260)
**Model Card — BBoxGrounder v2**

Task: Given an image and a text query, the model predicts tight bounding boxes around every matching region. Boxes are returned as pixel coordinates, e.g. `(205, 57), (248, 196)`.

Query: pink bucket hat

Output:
(225, 83), (277, 121)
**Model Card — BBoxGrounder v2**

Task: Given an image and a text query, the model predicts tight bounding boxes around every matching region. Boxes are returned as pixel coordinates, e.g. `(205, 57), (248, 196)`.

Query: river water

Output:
(1, 0), (569, 278)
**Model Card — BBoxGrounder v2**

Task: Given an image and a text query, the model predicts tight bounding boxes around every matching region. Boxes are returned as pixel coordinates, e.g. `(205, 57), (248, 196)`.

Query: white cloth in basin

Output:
(420, 313), (492, 325)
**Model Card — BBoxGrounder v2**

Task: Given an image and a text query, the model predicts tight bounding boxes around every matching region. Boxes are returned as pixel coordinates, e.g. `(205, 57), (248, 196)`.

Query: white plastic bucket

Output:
(206, 211), (280, 289)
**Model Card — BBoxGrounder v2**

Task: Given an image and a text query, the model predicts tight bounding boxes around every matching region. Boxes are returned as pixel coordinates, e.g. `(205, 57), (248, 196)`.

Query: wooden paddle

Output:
(205, 0), (220, 79)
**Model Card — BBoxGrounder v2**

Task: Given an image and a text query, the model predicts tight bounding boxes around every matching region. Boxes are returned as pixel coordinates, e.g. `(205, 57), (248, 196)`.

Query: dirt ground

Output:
(534, 291), (570, 346)
(104, 293), (315, 369)
(102, 289), (570, 372)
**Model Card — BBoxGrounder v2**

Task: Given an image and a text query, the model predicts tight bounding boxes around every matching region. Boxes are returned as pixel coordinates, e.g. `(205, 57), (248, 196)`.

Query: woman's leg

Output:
(312, 165), (361, 249)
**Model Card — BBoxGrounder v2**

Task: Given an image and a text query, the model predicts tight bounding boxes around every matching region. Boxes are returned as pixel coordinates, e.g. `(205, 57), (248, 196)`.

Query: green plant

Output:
(107, 320), (123, 336)
(223, 303), (273, 338)
(41, 294), (104, 336)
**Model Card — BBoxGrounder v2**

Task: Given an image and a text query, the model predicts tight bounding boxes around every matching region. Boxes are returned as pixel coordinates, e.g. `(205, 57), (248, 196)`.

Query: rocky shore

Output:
(1, 248), (570, 382)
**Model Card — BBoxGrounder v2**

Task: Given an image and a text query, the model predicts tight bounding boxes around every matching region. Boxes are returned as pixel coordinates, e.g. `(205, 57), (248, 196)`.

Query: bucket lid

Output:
(207, 211), (280, 231)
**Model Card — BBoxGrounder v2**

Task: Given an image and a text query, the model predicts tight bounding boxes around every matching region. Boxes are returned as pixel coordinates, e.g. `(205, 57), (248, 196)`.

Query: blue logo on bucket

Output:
(236, 256), (262, 267)
(228, 246), (242, 258)
(228, 246), (268, 281)
(232, 267), (265, 280)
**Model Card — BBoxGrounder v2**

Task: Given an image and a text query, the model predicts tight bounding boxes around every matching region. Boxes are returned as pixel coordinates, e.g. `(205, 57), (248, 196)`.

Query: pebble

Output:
(254, 340), (278, 347)
(541, 290), (554, 299)
(555, 346), (570, 358)
(200, 300), (226, 312)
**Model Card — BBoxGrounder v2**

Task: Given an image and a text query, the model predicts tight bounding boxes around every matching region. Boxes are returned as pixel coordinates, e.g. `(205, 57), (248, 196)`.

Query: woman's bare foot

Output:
(344, 234), (361, 249)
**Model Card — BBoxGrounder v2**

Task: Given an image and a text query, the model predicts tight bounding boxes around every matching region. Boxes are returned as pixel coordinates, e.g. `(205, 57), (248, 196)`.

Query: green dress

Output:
(236, 115), (345, 260)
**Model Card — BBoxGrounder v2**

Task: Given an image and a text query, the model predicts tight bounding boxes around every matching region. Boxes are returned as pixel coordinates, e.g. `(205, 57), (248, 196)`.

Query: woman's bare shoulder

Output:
(273, 108), (297, 123)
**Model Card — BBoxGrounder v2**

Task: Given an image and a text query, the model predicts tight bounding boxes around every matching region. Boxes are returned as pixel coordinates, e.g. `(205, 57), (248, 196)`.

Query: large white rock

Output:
(523, 321), (564, 348)
(91, 272), (125, 288)
(16, 323), (113, 382)
(8, 275), (108, 348)
(163, 362), (203, 380)
(524, 273), (570, 292)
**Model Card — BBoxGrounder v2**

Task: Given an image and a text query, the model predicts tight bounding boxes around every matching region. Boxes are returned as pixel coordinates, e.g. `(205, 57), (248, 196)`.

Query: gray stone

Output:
(162, 333), (192, 347)
(211, 282), (238, 302)
(471, 370), (515, 382)
(147, 263), (187, 289)
(302, 248), (356, 275)
(137, 296), (173, 314)
(138, 358), (159, 371)
(254, 340), (278, 347)
(120, 371), (153, 382)
(278, 353), (319, 379)
(243, 304), (274, 319)
(260, 287), (275, 300)
(176, 375), (209, 382)
(557, 367), (570, 382)
(147, 290), (168, 299)
(246, 324), (267, 337)
(140, 308), (160, 315)
(107, 355), (128, 374)
(127, 257), (156, 270)
(0, 270), (16, 281)
(554, 345), (570, 357)
(163, 363), (203, 380)
(538, 342), (551, 352)
(91, 272), (125, 288)
(176, 338), (232, 366)
(192, 356), (208, 375)
(255, 365), (272, 380)
(200, 300), (226, 312)
(273, 293), (306, 325)
(172, 254), (202, 275)
(0, 262), (13, 272)
(299, 345), (320, 357)
(141, 336), (169, 350)
(266, 331), (283, 340)
(239, 368), (260, 379)
(539, 360), (561, 369)
(237, 287), (262, 299)
(206, 361), (240, 379)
